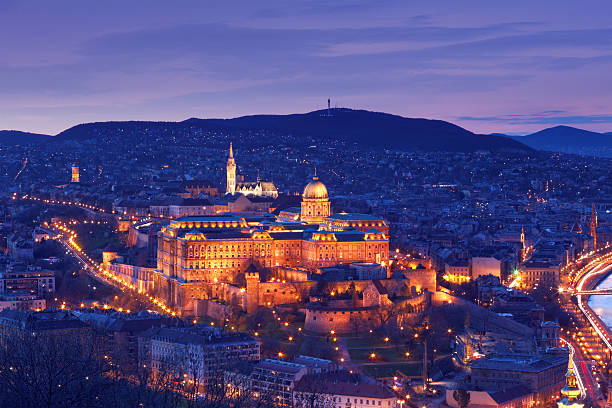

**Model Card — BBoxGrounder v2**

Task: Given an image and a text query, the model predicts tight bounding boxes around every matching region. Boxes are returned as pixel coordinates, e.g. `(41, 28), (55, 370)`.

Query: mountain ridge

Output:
(0, 130), (51, 145)
(50, 109), (532, 153)
(508, 125), (612, 156)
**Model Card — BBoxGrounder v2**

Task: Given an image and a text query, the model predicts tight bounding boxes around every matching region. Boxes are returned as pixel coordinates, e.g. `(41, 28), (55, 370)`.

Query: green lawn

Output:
(361, 363), (422, 378)
(345, 337), (387, 348)
(349, 347), (413, 363)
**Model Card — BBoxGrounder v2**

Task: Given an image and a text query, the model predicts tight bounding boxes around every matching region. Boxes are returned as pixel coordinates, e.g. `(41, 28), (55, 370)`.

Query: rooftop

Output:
(470, 352), (567, 373)
(326, 213), (385, 221)
(294, 372), (395, 398)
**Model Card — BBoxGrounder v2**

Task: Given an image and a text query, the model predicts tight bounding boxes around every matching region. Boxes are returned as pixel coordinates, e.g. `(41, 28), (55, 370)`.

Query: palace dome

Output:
(302, 176), (328, 200)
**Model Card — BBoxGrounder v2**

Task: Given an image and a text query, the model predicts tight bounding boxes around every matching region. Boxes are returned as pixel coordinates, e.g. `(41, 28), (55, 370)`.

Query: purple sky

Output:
(1, 0), (611, 135)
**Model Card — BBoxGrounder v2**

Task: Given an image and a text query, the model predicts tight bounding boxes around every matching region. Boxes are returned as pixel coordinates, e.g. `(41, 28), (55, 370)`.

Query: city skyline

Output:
(1, 0), (611, 135)
(2, 3), (612, 406)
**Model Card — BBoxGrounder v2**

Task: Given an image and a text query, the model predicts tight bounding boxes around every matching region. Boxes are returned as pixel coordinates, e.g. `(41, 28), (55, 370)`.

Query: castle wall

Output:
(304, 292), (430, 334)
(106, 261), (155, 293)
(273, 267), (309, 282)
(400, 268), (437, 293)
(244, 274), (425, 314)
(304, 307), (375, 334)
(191, 298), (234, 321)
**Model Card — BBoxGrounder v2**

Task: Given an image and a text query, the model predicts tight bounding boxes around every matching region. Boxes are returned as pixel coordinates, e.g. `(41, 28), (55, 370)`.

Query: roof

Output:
(372, 280), (388, 295)
(0, 310), (90, 332)
(269, 232), (305, 240)
(256, 359), (306, 374)
(173, 215), (244, 223)
(181, 180), (215, 188)
(279, 207), (300, 214)
(177, 198), (212, 206)
(145, 326), (259, 347)
(270, 195), (302, 213)
(326, 213), (384, 221)
(470, 353), (567, 373)
(489, 385), (532, 404)
(294, 372), (394, 399)
(303, 177), (328, 200)
(236, 181), (277, 192)
(177, 230), (251, 240)
(106, 318), (168, 333)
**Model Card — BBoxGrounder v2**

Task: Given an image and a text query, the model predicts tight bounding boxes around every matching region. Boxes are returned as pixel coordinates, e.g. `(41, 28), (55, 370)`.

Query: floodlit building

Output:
(250, 359), (309, 406)
(226, 143), (278, 198)
(293, 371), (397, 408)
(153, 175), (388, 314)
(470, 352), (568, 405)
(139, 326), (260, 386)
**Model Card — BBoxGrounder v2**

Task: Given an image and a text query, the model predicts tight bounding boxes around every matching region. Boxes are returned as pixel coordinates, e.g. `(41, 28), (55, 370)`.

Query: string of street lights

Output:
(52, 221), (178, 317)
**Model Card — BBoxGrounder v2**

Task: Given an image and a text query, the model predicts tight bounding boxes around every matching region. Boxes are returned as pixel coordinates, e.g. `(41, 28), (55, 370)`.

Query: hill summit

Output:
(509, 125), (612, 157)
(53, 109), (531, 153)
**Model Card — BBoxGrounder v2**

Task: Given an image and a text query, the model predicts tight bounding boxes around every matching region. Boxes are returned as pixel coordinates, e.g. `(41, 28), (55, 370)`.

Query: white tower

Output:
(226, 142), (236, 194)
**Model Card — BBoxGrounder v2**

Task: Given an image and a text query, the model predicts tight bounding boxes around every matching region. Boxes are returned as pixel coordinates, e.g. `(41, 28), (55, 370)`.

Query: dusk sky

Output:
(1, 0), (611, 135)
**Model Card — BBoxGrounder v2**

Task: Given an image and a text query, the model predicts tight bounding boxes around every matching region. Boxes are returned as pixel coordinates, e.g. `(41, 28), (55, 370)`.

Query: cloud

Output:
(459, 113), (612, 125)
(1, 1), (611, 134)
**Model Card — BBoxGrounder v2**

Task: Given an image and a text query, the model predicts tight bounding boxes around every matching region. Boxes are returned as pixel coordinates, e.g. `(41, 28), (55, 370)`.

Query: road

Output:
(574, 255), (612, 353)
(561, 337), (596, 402)
(566, 249), (612, 405)
(52, 224), (177, 316)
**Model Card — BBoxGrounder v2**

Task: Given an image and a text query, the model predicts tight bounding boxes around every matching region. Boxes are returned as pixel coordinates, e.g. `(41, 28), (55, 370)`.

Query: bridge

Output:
(574, 288), (612, 296)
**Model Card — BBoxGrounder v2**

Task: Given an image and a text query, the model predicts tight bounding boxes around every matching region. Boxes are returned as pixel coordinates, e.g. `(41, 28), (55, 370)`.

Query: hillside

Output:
(52, 109), (531, 153)
(0, 130), (51, 145)
(509, 125), (612, 157)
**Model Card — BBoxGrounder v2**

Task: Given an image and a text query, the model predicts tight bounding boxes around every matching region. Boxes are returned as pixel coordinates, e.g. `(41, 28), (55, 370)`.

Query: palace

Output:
(153, 175), (390, 314)
(226, 143), (278, 198)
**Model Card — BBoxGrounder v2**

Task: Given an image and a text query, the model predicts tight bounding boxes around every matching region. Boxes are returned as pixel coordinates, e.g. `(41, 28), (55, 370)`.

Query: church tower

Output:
(71, 165), (80, 183)
(226, 142), (236, 195)
(591, 203), (598, 249)
(557, 357), (583, 408)
(520, 226), (526, 261)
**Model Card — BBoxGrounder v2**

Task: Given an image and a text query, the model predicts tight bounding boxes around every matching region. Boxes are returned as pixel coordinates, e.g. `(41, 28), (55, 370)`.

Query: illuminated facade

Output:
(226, 143), (278, 198)
(71, 165), (79, 183)
(155, 177), (389, 313)
(444, 260), (471, 284)
(517, 260), (560, 289)
(156, 216), (388, 286)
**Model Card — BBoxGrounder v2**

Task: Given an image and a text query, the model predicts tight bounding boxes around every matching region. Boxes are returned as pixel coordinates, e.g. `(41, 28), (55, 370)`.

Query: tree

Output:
(453, 388), (471, 408)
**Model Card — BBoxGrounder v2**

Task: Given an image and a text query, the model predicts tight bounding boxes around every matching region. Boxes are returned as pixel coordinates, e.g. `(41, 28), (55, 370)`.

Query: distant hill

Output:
(0, 130), (51, 145)
(509, 125), (612, 157)
(53, 109), (531, 153)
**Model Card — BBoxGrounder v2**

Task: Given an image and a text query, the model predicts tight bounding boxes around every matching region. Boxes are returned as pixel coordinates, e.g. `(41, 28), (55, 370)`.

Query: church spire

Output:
(226, 142), (236, 195)
(557, 356), (583, 407)
(520, 226), (526, 261)
(591, 203), (598, 249)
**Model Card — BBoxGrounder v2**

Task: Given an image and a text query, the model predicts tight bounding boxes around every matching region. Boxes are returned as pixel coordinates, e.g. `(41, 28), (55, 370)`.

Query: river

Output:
(588, 272), (612, 327)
